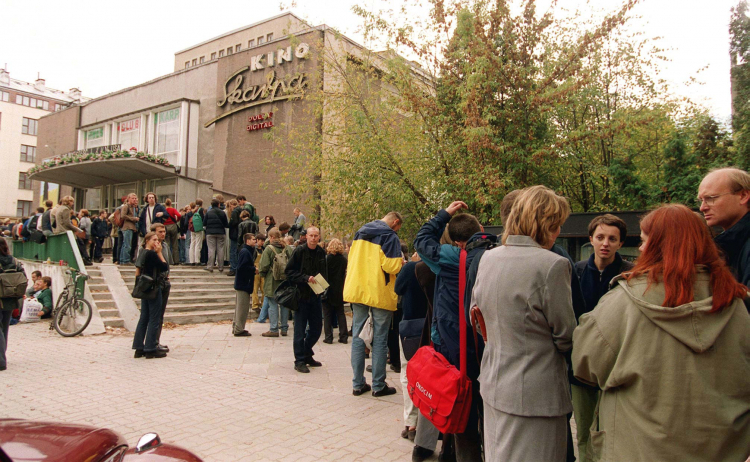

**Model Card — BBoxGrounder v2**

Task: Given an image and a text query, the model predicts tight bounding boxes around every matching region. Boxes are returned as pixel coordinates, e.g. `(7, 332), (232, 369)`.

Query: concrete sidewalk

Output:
(3, 319), (418, 461)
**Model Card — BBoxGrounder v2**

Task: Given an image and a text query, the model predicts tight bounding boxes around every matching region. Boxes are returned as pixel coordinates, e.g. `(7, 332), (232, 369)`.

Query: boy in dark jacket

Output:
(233, 233), (257, 337)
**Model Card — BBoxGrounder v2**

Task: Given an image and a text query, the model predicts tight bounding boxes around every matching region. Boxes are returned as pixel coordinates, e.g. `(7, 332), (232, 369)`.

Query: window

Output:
(219, 49), (224, 57)
(248, 39), (254, 48)
(22, 117), (37, 135)
(199, 56), (205, 64)
(154, 108), (180, 165)
(235, 44), (241, 52)
(227, 47), (233, 55)
(266, 33), (273, 42)
(55, 103), (64, 111)
(211, 52), (217, 60)
(15, 95), (49, 110)
(185, 61), (190, 69)
(85, 127), (104, 148)
(191, 59), (197, 66)
(118, 118), (140, 150)
(18, 172), (32, 190)
(20, 145), (36, 162)
(257, 36), (264, 44)
(0, 91), (9, 102)
(16, 200), (32, 217)
(42, 100), (49, 110)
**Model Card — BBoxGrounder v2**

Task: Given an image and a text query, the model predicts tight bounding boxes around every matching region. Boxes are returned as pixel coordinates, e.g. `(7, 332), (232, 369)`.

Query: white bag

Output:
(19, 299), (43, 323)
(358, 310), (374, 349)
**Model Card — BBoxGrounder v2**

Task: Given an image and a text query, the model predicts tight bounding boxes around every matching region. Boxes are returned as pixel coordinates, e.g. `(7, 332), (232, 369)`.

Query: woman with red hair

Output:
(572, 204), (750, 461)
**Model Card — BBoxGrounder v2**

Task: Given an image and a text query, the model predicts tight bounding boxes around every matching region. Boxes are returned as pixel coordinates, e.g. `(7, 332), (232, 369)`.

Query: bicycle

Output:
(50, 267), (93, 337)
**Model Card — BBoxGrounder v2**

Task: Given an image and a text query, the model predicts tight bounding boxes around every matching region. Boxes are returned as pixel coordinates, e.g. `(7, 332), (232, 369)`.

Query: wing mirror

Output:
(135, 432), (162, 453)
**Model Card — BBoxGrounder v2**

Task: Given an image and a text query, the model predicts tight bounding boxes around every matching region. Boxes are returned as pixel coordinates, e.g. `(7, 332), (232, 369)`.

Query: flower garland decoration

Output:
(28, 149), (173, 175)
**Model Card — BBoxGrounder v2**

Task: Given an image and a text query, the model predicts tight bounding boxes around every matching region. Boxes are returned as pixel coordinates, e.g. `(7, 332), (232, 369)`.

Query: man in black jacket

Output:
(204, 199), (229, 273)
(285, 226), (327, 373)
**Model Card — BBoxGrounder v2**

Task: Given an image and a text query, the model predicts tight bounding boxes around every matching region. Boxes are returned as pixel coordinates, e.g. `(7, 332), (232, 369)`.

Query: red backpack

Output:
(406, 250), (472, 434)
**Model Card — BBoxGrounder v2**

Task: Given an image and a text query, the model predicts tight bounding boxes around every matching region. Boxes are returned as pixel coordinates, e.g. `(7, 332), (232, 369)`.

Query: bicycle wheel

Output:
(54, 298), (93, 337)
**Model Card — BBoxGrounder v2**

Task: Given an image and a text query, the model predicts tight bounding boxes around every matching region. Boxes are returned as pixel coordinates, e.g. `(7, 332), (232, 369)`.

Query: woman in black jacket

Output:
(132, 232), (170, 359)
(322, 238), (348, 344)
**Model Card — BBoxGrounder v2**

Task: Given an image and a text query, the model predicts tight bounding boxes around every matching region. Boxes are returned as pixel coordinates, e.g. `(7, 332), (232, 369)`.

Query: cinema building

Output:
(31, 12), (369, 223)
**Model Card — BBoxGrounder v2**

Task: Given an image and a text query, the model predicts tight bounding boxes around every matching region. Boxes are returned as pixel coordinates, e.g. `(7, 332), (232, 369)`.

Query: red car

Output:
(0, 419), (203, 462)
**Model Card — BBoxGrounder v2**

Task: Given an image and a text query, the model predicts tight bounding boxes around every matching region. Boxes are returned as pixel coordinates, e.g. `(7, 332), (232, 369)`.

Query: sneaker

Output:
(294, 362), (310, 373)
(412, 446), (434, 462)
(281, 331), (288, 337)
(144, 350), (167, 359)
(304, 357), (322, 367)
(352, 383), (371, 396)
(227, 271), (236, 276)
(372, 386), (397, 397)
(233, 330), (251, 337)
(262, 331), (279, 337)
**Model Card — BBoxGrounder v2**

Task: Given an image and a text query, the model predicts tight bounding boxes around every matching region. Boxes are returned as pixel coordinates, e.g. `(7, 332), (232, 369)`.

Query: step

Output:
(154, 294), (235, 305)
(103, 317), (125, 328)
(117, 266), (230, 274)
(163, 309), (236, 325)
(125, 281), (235, 290)
(136, 302), (236, 313)
(121, 275), (234, 284)
(91, 292), (113, 301)
(159, 288), (242, 298)
(98, 308), (120, 318)
(94, 299), (116, 308)
(88, 283), (110, 292)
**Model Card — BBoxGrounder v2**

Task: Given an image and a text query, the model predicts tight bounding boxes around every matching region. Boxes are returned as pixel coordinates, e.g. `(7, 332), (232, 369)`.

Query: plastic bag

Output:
(19, 299), (43, 323)
(358, 310), (374, 349)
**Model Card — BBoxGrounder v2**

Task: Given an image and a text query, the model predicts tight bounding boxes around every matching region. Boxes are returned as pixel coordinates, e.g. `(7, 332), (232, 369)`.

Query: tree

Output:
(730, 0), (750, 169)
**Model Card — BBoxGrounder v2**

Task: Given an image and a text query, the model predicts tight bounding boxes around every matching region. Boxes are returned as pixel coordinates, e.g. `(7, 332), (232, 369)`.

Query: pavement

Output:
(3, 318), (422, 461)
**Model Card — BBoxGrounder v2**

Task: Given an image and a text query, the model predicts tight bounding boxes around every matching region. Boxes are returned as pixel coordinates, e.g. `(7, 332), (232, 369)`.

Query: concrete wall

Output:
(34, 106), (80, 206)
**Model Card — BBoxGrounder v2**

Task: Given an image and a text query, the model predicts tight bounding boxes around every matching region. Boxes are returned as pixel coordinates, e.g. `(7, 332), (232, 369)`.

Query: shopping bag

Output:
(19, 299), (43, 323)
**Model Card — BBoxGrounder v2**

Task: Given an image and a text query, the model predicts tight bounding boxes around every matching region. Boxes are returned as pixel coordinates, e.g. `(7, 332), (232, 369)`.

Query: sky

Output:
(0, 0), (741, 122)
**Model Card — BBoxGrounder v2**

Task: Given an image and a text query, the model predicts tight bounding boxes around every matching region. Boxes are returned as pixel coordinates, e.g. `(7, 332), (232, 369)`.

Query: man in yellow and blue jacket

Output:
(344, 212), (404, 397)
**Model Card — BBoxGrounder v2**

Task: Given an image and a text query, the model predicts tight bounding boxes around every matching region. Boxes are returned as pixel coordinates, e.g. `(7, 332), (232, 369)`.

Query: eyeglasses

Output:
(696, 193), (733, 206)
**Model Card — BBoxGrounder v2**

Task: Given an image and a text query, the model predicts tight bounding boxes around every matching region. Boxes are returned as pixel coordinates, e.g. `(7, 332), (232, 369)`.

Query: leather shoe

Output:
(372, 386), (397, 397)
(227, 271), (236, 276)
(412, 446), (434, 462)
(158, 344), (169, 352)
(144, 350), (167, 359)
(366, 365), (372, 372)
(261, 331), (279, 337)
(322, 338), (333, 344)
(304, 358), (322, 367)
(294, 362), (310, 373)
(281, 331), (288, 336)
(352, 383), (371, 396)
(390, 364), (401, 373)
(338, 337), (348, 344)
(134, 350), (144, 358)
(234, 330), (251, 337)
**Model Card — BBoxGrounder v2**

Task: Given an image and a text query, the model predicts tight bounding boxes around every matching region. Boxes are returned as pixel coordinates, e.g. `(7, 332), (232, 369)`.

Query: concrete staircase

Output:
(87, 266), (125, 328)
(118, 265), (240, 325)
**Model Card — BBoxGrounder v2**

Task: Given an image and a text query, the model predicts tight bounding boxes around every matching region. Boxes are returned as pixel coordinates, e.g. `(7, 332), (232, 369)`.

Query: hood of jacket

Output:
(614, 267), (736, 353)
(354, 219), (397, 242)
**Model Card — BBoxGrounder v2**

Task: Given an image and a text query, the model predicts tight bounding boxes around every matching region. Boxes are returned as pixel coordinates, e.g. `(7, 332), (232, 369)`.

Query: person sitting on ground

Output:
(32, 277), (53, 319)
(259, 229), (295, 337)
(25, 271), (42, 297)
(232, 233), (258, 337)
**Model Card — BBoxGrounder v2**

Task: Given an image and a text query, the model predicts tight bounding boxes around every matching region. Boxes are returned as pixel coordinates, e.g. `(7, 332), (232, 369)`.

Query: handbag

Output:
(131, 271), (158, 300)
(407, 249), (472, 434)
(399, 317), (424, 361)
(274, 279), (299, 311)
(359, 310), (374, 349)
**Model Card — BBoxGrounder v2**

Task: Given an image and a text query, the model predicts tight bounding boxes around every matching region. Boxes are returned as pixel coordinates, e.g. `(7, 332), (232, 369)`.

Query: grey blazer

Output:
(471, 235), (576, 417)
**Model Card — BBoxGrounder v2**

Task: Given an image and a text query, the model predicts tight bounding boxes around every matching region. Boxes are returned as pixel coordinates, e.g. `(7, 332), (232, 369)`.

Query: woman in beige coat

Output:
(471, 185), (576, 462)
(573, 204), (750, 461)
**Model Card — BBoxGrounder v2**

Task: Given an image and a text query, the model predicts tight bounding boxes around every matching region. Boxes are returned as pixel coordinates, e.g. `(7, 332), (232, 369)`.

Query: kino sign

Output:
(204, 43), (310, 127)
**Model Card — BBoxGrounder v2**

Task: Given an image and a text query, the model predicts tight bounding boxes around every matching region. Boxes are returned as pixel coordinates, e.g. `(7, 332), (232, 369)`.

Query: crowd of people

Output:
(1, 166), (749, 461)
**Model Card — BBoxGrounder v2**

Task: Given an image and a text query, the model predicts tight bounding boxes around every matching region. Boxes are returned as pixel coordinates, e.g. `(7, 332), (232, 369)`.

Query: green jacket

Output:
(35, 288), (53, 314)
(259, 242), (293, 296)
(572, 268), (750, 462)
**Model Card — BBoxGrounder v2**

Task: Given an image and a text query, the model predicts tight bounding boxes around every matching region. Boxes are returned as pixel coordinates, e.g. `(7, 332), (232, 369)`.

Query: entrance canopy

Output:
(29, 158), (178, 189)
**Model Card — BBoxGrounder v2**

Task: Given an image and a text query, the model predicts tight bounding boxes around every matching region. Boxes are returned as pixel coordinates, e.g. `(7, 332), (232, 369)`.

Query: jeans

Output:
(351, 303), (393, 392)
(178, 238), (187, 263)
(267, 297), (289, 333)
(206, 234), (225, 270)
(257, 296), (270, 322)
(184, 231), (192, 263)
(230, 239), (239, 271)
(132, 287), (163, 352)
(0, 310), (11, 369)
(120, 229), (134, 264)
(190, 231), (204, 265)
(293, 297), (322, 363)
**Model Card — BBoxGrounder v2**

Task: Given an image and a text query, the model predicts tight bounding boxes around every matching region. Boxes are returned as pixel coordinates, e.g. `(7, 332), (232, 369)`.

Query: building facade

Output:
(31, 12), (377, 227)
(0, 69), (86, 217)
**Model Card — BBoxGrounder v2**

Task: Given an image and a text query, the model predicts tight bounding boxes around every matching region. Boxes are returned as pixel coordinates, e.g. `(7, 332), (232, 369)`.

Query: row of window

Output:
(0, 89), (65, 111)
(184, 33), (274, 68)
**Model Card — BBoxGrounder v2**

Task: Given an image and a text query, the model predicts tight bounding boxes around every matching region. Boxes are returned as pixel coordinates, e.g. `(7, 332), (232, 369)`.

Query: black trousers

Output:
(322, 301), (347, 342)
(156, 283), (171, 344)
(387, 306), (402, 369)
(293, 297), (322, 363)
(113, 232), (121, 263)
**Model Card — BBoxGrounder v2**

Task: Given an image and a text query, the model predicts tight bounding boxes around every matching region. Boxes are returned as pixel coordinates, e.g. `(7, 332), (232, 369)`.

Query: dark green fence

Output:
(8, 232), (87, 296)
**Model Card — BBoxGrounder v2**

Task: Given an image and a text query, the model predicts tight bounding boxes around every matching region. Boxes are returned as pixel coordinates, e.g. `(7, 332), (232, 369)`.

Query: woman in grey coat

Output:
(471, 185), (576, 462)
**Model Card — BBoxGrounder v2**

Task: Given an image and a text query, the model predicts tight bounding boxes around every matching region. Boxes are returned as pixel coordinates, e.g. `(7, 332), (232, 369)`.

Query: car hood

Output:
(0, 419), (127, 462)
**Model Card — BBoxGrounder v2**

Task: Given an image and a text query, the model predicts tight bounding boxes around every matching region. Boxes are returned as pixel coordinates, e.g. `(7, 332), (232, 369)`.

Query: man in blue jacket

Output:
(413, 200), (488, 462)
(138, 192), (167, 238)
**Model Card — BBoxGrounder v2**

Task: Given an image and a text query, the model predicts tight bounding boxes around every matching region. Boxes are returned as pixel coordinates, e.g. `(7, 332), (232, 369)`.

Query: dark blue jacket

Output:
(91, 217), (109, 239)
(715, 212), (750, 292)
(575, 252), (634, 317)
(234, 246), (256, 293)
(138, 203), (167, 236)
(204, 207), (229, 235)
(414, 209), (493, 380)
(395, 261), (429, 321)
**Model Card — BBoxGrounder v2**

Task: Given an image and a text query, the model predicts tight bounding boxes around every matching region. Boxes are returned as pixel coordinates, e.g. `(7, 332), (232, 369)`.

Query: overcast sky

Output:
(0, 0), (740, 122)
